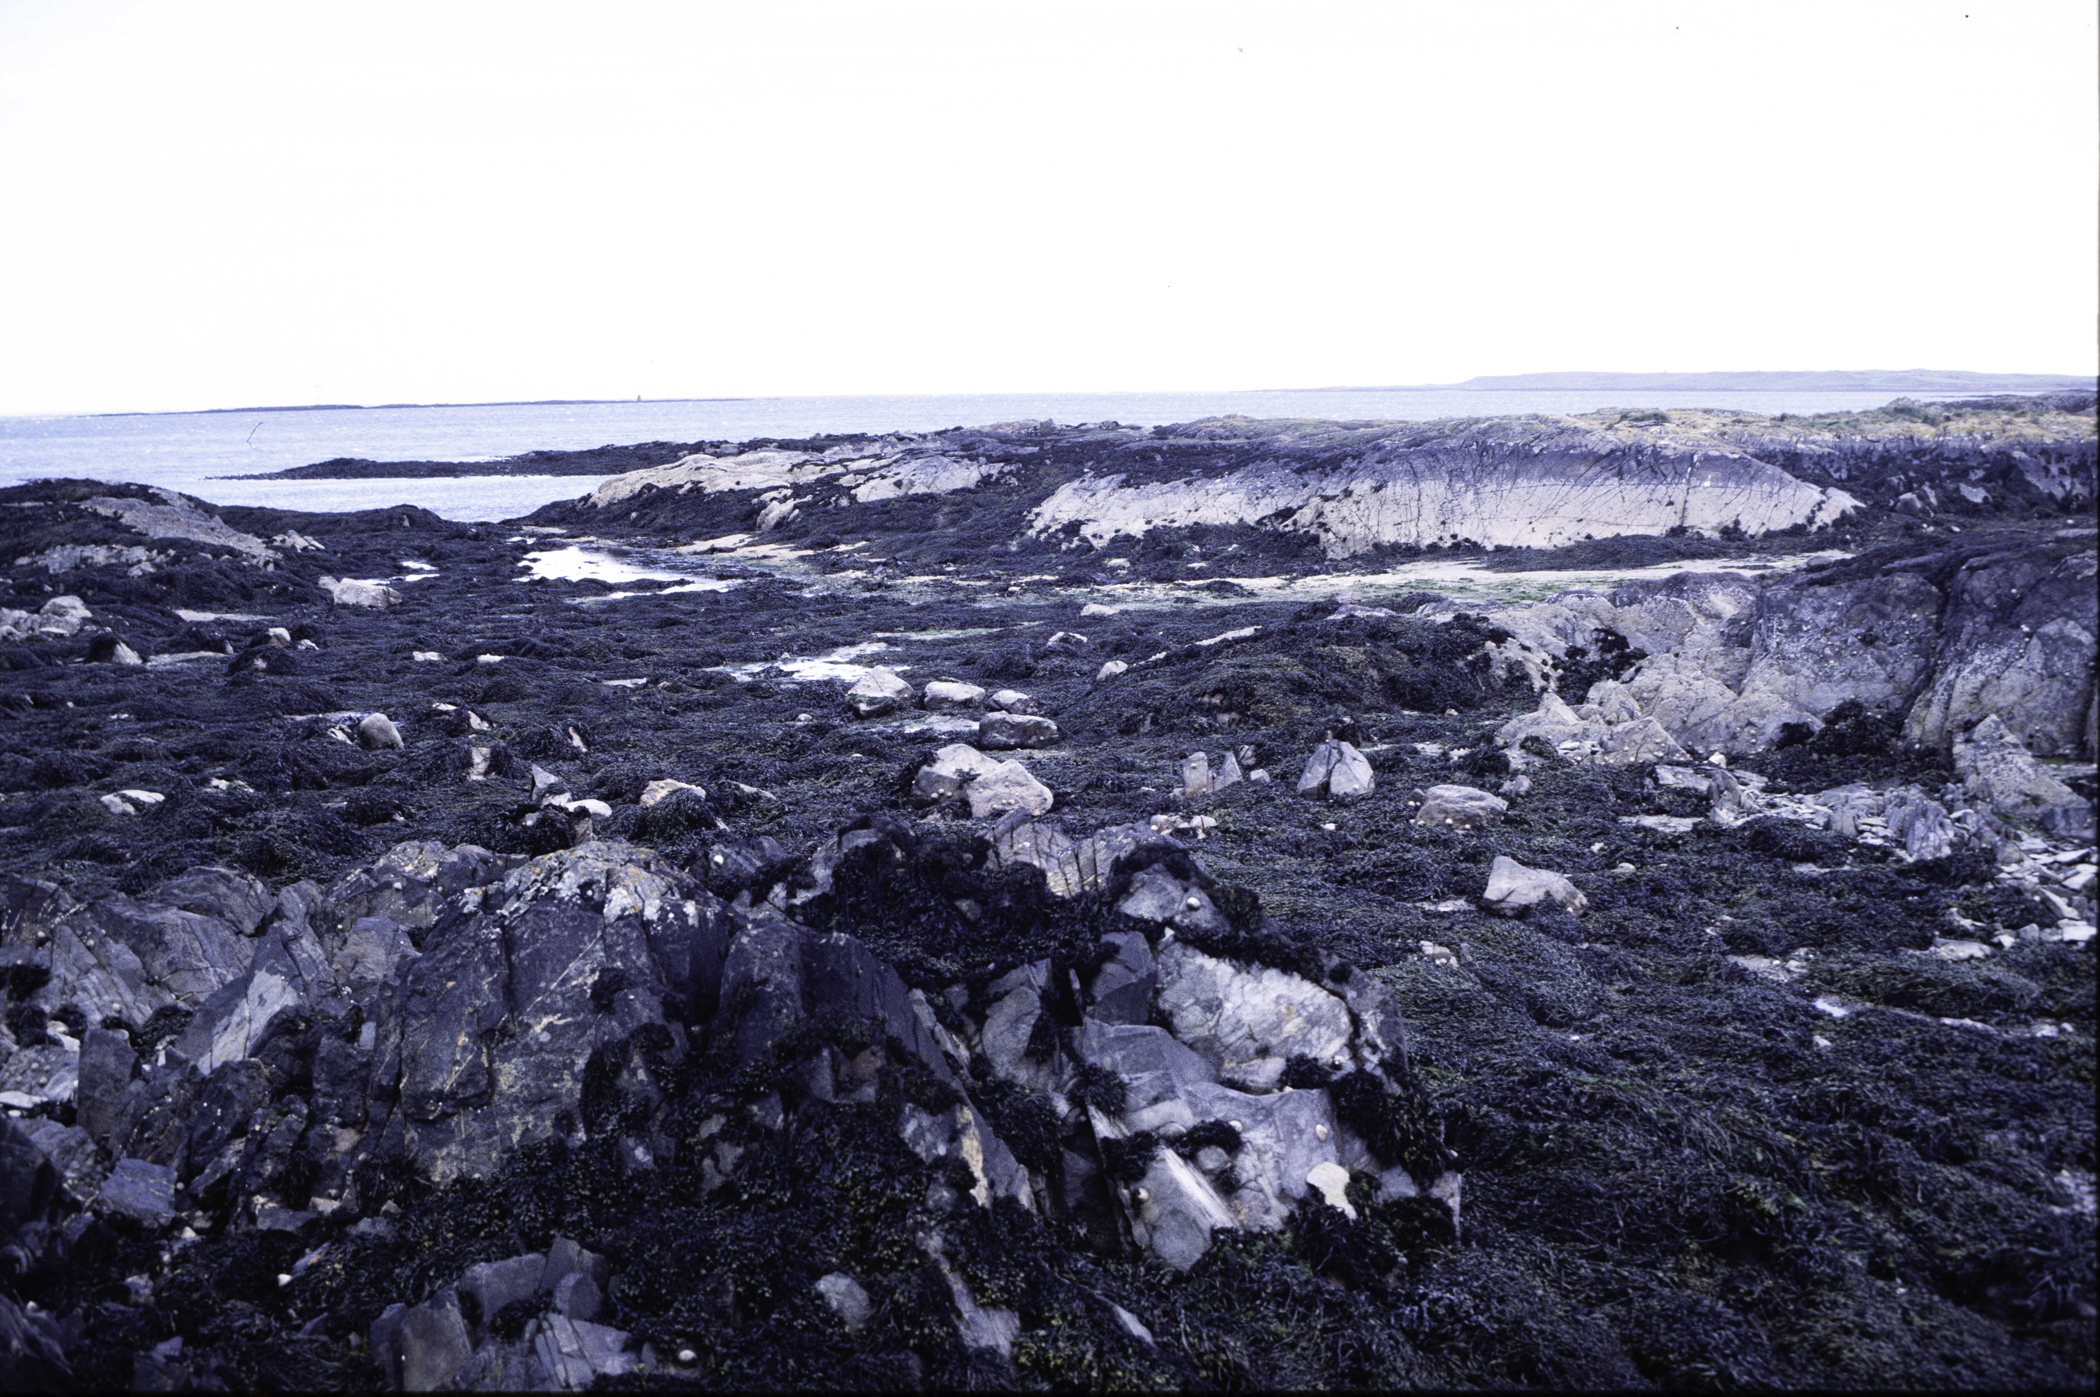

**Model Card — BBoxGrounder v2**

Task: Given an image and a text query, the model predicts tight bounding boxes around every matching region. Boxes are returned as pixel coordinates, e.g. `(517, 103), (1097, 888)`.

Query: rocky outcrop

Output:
(1475, 538), (2098, 762)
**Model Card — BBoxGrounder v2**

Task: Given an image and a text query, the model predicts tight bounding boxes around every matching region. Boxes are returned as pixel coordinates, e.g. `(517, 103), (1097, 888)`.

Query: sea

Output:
(0, 387), (1950, 522)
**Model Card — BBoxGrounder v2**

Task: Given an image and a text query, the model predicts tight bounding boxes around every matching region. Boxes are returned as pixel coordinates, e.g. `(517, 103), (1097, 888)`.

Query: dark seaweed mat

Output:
(0, 495), (2093, 1390)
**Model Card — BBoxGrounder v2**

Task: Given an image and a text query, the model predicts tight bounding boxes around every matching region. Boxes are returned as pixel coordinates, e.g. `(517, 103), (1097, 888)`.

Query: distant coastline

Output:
(1294, 368), (2095, 394)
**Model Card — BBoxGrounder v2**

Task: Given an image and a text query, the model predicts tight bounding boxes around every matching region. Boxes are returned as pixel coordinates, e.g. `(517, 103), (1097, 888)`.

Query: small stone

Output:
(1482, 854), (1588, 917)
(978, 712), (1060, 750)
(639, 778), (704, 807)
(1412, 784), (1509, 830)
(987, 689), (1038, 714)
(1097, 660), (1129, 681)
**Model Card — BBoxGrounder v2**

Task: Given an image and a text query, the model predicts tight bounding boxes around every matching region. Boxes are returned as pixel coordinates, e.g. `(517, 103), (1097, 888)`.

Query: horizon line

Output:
(38, 369), (2098, 420)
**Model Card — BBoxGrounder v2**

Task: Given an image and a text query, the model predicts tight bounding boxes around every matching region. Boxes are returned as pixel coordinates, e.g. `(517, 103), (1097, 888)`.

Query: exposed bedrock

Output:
(1478, 536), (2098, 760)
(1024, 445), (1856, 555)
(525, 398), (2093, 561)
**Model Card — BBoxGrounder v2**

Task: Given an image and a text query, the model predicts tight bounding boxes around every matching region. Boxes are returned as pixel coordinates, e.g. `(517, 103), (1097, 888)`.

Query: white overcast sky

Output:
(1, 2), (2094, 414)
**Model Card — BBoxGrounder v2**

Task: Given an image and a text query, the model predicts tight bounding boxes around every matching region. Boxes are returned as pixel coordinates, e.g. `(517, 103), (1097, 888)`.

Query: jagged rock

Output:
(371, 841), (729, 1182)
(1412, 784), (1509, 829)
(460, 1253), (546, 1338)
(1482, 855), (1588, 917)
(921, 679), (988, 711)
(372, 1288), (474, 1392)
(989, 821), (1153, 899)
(170, 966), (302, 1075)
(1885, 787), (1960, 861)
(1115, 865), (1228, 936)
(1096, 660), (1128, 681)
(986, 689), (1038, 714)
(977, 711), (1060, 749)
(20, 1120), (101, 1204)
(92, 1157), (175, 1228)
(844, 668), (914, 718)
(1154, 942), (1352, 1092)
(75, 1027), (136, 1147)
(0, 1045), (77, 1106)
(1087, 931), (1157, 1025)
(0, 1118), (59, 1237)
(4, 877), (258, 1030)
(964, 758), (1054, 819)
(552, 1270), (602, 1322)
(1906, 548), (2098, 757)
(1297, 739), (1374, 799)
(1955, 714), (2081, 818)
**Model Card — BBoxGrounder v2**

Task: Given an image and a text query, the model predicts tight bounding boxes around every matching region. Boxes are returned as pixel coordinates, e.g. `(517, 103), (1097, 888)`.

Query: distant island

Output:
(1304, 368), (2095, 394)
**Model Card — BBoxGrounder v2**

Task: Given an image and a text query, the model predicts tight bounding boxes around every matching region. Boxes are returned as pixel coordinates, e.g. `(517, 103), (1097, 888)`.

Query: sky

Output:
(0, 1), (2094, 415)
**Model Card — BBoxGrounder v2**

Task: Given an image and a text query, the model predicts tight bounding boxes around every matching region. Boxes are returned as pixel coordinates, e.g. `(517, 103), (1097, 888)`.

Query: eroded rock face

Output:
(1955, 714), (2081, 818)
(1906, 549), (2099, 757)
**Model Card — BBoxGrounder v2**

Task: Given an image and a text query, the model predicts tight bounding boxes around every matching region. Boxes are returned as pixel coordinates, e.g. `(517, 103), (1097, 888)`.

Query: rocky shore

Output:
(0, 395), (2093, 1389)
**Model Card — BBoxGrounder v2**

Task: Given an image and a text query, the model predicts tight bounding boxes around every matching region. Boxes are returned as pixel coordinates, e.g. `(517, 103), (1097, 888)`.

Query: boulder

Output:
(1482, 855), (1588, 917)
(320, 576), (403, 608)
(844, 668), (914, 718)
(1297, 739), (1374, 799)
(1885, 787), (1961, 862)
(911, 744), (1001, 806)
(921, 679), (988, 711)
(986, 689), (1038, 715)
(1412, 784), (1509, 830)
(978, 712), (1060, 749)
(93, 1157), (176, 1228)
(965, 759), (1054, 819)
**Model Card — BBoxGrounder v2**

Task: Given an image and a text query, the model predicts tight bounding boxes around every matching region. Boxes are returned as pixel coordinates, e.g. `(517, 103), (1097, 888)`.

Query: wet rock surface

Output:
(0, 410), (2094, 1390)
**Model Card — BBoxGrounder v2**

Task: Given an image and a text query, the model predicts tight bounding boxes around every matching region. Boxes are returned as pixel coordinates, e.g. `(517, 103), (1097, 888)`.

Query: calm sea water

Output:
(1, 388), (1939, 521)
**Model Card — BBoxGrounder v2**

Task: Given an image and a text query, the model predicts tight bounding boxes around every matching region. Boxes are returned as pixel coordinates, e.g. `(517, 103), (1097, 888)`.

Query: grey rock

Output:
(1116, 865), (1228, 935)
(185, 1058), (273, 1179)
(93, 1157), (175, 1228)
(75, 1027), (136, 1147)
(1906, 548), (2097, 757)
(911, 743), (1001, 806)
(845, 668), (914, 718)
(1182, 1081), (1342, 1231)
(169, 965), (303, 1075)
(816, 1272), (873, 1331)
(978, 711), (1060, 749)
(155, 866), (275, 936)
(986, 688), (1038, 714)
(358, 712), (406, 751)
(0, 1117), (59, 1235)
(1074, 1021), (1218, 1134)
(551, 1270), (602, 1322)
(20, 1119), (101, 1204)
(544, 1236), (611, 1294)
(395, 1288), (474, 1391)
(921, 679), (988, 711)
(0, 1044), (77, 1106)
(1087, 931), (1157, 1025)
(978, 985), (1057, 1093)
(1482, 855), (1588, 917)
(1183, 751), (1211, 798)
(532, 1313), (635, 1389)
(719, 917), (809, 1068)
(1214, 751), (1244, 791)
(990, 821), (1154, 899)
(461, 1253), (547, 1338)
(1886, 786), (1961, 862)
(1154, 942), (1352, 1092)
(966, 757), (1054, 819)
(1297, 739), (1375, 799)
(1955, 713), (2081, 817)
(1412, 784), (1509, 829)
